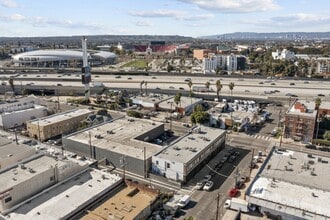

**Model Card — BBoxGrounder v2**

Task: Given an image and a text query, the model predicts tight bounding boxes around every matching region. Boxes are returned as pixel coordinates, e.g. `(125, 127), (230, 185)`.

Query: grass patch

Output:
(121, 60), (147, 69)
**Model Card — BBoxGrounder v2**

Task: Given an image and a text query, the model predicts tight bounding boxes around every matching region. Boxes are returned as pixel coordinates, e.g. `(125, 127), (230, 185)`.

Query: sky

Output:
(0, 0), (330, 37)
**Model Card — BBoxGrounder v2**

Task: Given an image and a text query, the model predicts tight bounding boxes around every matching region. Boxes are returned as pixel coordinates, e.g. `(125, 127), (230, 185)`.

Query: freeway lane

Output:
(1, 72), (329, 100)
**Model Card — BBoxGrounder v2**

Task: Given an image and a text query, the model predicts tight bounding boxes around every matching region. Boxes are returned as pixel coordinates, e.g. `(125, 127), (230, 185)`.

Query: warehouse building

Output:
(246, 147), (330, 219)
(152, 126), (226, 182)
(26, 109), (92, 141)
(6, 168), (121, 220)
(0, 154), (88, 212)
(62, 118), (164, 176)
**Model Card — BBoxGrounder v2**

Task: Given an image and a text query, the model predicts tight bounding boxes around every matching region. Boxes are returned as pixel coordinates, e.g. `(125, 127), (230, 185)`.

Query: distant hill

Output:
(199, 32), (330, 40)
(0, 35), (194, 46)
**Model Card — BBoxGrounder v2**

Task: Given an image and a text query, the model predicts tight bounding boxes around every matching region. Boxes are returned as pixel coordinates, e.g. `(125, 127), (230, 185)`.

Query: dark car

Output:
(290, 82), (295, 85)
(305, 144), (317, 149)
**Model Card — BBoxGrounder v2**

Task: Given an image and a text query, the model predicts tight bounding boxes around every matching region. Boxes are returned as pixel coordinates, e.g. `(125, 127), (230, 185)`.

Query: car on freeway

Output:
(290, 82), (295, 85)
(229, 188), (239, 197)
(259, 81), (264, 84)
(115, 75), (121, 78)
(152, 76), (157, 79)
(304, 81), (309, 84)
(169, 86), (175, 89)
(305, 144), (317, 149)
(318, 94), (325, 97)
(270, 82), (276, 85)
(57, 83), (62, 86)
(184, 78), (191, 82)
(203, 181), (213, 191)
(127, 77), (132, 80)
(196, 181), (205, 190)
(179, 87), (184, 90)
(244, 90), (250, 92)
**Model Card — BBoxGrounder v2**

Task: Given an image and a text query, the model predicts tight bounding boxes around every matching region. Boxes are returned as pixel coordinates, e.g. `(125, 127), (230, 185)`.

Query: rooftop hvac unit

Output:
(19, 164), (26, 169)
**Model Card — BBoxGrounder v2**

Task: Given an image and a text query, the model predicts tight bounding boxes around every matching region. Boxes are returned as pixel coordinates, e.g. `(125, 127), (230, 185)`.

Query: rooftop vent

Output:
(19, 164), (26, 169)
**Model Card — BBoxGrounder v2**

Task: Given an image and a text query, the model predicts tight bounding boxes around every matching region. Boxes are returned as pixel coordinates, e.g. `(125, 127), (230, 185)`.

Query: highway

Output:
(1, 72), (329, 100)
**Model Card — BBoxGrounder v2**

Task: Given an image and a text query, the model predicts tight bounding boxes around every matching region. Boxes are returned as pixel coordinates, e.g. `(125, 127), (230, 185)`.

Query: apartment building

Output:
(284, 100), (317, 142)
(26, 109), (92, 141)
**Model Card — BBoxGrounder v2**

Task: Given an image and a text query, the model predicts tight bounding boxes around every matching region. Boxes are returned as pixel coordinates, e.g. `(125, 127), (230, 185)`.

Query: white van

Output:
(177, 195), (191, 208)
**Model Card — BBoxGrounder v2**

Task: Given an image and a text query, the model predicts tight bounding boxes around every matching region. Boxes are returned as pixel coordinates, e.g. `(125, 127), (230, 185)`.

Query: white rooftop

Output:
(0, 155), (67, 191)
(7, 169), (122, 220)
(287, 100), (317, 118)
(66, 118), (164, 159)
(30, 109), (92, 126)
(155, 126), (225, 163)
(158, 96), (203, 109)
(247, 149), (330, 218)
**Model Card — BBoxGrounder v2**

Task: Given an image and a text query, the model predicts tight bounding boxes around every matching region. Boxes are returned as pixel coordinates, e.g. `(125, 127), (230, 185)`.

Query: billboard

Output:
(81, 66), (91, 84)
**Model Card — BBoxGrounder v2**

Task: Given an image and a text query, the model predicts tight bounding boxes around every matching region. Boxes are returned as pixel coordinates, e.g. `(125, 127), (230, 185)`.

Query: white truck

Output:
(176, 195), (191, 208)
(224, 198), (249, 213)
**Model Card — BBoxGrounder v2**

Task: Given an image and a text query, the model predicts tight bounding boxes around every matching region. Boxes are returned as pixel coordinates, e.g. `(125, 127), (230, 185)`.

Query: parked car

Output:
(203, 181), (214, 191)
(203, 175), (212, 182)
(196, 181), (204, 190)
(229, 188), (239, 197)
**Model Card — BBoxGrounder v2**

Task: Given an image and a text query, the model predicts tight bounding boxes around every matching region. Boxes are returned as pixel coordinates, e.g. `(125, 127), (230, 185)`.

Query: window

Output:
(167, 163), (170, 168)
(50, 176), (55, 181)
(156, 160), (159, 165)
(4, 196), (12, 203)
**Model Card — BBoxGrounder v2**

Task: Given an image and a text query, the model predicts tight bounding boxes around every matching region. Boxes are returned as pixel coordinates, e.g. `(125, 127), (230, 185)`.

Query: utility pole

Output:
(250, 148), (255, 176)
(120, 155), (127, 181)
(89, 131), (93, 159)
(216, 192), (220, 220)
(14, 124), (18, 145)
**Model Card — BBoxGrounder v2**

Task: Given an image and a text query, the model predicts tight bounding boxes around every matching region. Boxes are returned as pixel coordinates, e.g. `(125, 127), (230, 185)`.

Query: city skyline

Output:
(0, 0), (330, 37)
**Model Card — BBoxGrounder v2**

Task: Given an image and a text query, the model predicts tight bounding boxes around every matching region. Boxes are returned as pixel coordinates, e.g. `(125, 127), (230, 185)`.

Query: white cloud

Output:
(178, 0), (279, 13)
(129, 9), (213, 21)
(0, 0), (18, 8)
(245, 13), (330, 27)
(134, 20), (153, 27)
(0, 13), (25, 21)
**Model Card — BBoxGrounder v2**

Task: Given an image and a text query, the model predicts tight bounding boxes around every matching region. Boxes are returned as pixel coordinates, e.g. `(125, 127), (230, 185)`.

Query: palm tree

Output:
(174, 92), (182, 112)
(315, 97), (322, 141)
(187, 80), (193, 102)
(228, 82), (235, 96)
(315, 97), (322, 110)
(8, 77), (14, 95)
(215, 80), (222, 101)
(140, 80), (145, 95)
(205, 81), (210, 94)
(144, 81), (148, 95)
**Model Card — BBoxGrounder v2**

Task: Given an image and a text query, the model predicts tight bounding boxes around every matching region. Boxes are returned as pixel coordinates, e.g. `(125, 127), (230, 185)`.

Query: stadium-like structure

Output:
(11, 49), (117, 67)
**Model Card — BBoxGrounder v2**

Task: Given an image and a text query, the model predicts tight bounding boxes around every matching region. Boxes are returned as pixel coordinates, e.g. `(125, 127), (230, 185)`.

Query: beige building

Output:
(82, 180), (158, 220)
(193, 49), (212, 60)
(26, 109), (92, 141)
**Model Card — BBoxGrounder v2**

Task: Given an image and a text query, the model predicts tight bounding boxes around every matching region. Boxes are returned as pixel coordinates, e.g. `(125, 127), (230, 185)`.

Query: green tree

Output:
(228, 82), (235, 96)
(215, 80), (222, 101)
(205, 81), (210, 94)
(315, 97), (322, 110)
(174, 92), (182, 110)
(190, 104), (209, 125)
(140, 80), (145, 94)
(8, 77), (14, 94)
(323, 130), (330, 141)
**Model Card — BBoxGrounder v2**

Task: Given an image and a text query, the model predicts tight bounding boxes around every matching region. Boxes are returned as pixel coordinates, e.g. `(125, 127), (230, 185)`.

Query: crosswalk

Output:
(248, 134), (272, 141)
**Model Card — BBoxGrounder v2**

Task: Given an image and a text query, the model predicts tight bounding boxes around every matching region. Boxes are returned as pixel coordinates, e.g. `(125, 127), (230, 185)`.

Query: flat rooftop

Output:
(247, 149), (330, 218)
(155, 126), (225, 163)
(158, 96), (203, 109)
(30, 109), (92, 126)
(132, 94), (172, 104)
(7, 169), (122, 220)
(261, 149), (330, 191)
(0, 137), (33, 161)
(66, 118), (163, 159)
(82, 185), (157, 220)
(287, 100), (317, 117)
(2, 104), (46, 115)
(0, 155), (68, 191)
